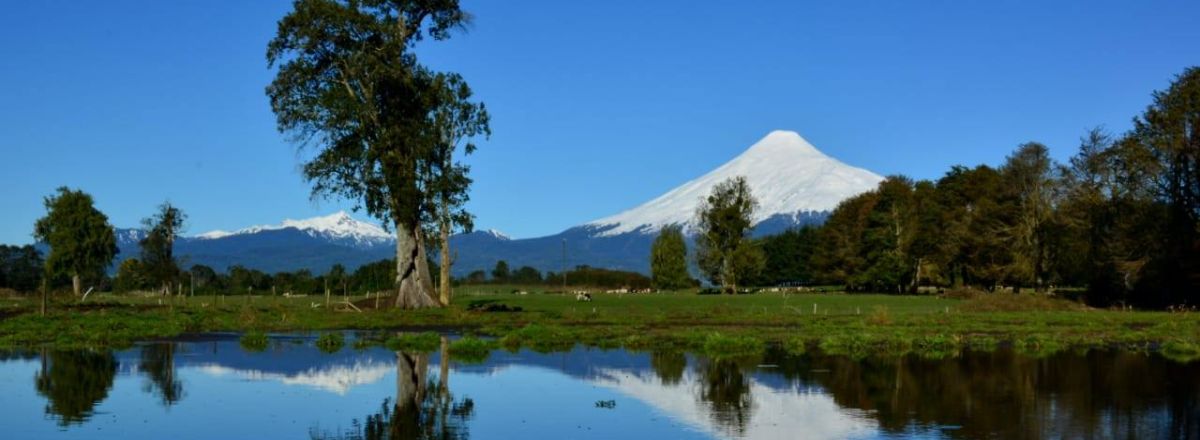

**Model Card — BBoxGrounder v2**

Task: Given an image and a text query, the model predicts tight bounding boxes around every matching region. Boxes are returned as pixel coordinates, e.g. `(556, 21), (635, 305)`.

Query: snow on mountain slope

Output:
(195, 211), (392, 247)
(587, 130), (883, 236)
(482, 229), (512, 240)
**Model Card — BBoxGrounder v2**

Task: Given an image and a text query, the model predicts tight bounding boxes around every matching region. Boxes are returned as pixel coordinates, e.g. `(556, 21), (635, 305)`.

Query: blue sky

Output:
(2, 1), (1198, 245)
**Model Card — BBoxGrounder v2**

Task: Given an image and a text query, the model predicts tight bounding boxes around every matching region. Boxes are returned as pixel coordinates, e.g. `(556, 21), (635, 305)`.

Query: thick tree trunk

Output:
(394, 220), (439, 309)
(71, 274), (81, 297)
(438, 208), (452, 306)
(395, 350), (427, 410)
(394, 349), (428, 439)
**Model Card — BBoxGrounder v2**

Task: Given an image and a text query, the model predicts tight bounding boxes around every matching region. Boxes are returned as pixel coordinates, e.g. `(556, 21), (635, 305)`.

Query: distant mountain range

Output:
(96, 130), (881, 276)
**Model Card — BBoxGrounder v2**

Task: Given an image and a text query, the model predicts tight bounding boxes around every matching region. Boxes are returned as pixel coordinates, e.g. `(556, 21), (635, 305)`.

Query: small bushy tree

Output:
(140, 202), (186, 296)
(695, 177), (764, 293)
(34, 187), (118, 296)
(650, 225), (691, 290)
(491, 260), (510, 282)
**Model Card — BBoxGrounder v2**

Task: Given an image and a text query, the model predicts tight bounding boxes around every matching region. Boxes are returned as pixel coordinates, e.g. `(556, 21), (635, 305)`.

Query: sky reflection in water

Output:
(0, 333), (1197, 439)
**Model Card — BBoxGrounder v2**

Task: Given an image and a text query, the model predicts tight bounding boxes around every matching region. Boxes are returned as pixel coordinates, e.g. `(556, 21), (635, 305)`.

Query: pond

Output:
(1, 333), (1197, 439)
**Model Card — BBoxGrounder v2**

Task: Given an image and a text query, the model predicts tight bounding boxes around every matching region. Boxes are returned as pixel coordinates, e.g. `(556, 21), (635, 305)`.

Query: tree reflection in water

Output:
(312, 336), (474, 440)
(649, 350), (686, 385)
(35, 349), (117, 425)
(643, 347), (1199, 438)
(764, 347), (1200, 439)
(697, 357), (756, 437)
(139, 342), (183, 406)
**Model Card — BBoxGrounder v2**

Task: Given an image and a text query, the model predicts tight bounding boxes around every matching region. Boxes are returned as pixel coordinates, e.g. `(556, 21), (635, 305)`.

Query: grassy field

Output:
(1, 288), (1198, 361)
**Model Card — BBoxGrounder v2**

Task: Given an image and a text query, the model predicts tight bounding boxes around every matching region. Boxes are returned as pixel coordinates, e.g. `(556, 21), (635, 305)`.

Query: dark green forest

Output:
(753, 67), (1200, 308)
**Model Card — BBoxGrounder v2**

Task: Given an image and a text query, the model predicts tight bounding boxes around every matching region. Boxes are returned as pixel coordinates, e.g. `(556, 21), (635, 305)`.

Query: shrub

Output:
(865, 306), (892, 325)
(316, 332), (345, 353)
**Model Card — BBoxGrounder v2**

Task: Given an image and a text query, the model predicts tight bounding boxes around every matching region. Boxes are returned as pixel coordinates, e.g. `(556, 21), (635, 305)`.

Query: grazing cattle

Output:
(576, 292), (592, 302)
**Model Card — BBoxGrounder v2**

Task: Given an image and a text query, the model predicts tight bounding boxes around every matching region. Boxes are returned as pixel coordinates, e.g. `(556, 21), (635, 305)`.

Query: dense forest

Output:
(753, 67), (1200, 308)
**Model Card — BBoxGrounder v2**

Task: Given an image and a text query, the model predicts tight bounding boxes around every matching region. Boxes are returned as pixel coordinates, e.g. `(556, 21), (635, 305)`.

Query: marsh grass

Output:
(385, 332), (441, 352)
(449, 336), (493, 363)
(1162, 339), (1200, 363)
(866, 305), (892, 325)
(701, 333), (766, 358)
(958, 293), (1087, 312)
(0, 291), (1197, 361)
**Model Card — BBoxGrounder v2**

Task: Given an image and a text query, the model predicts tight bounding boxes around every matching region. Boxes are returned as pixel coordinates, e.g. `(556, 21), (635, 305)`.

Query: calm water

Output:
(1, 333), (1198, 439)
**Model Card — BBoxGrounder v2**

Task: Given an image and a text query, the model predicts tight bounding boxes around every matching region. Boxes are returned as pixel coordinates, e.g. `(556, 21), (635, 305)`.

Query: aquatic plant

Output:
(315, 332), (345, 353)
(239, 331), (268, 352)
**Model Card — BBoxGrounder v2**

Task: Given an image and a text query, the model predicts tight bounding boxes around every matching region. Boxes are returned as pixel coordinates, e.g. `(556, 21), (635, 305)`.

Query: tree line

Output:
(650, 67), (1200, 308)
(460, 260), (652, 289)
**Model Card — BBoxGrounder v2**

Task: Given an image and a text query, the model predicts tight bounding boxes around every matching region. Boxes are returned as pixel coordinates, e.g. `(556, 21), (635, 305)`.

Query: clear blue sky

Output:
(2, 1), (1198, 245)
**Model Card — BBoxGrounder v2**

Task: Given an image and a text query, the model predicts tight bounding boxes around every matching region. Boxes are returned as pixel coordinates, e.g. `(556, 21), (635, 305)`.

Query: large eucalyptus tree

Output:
(266, 0), (481, 308)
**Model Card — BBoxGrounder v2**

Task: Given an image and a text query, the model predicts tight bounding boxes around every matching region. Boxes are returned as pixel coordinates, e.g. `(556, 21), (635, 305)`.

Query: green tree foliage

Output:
(490, 260), (509, 282)
(266, 0), (477, 309)
(811, 191), (877, 285)
(464, 270), (486, 284)
(780, 66), (1199, 308)
(1131, 67), (1200, 307)
(811, 177), (937, 293)
(750, 227), (818, 287)
(650, 225), (692, 290)
(1001, 143), (1059, 292)
(695, 176), (765, 293)
(139, 202), (186, 296)
(189, 264), (222, 295)
(274, 269), (318, 295)
(33, 187), (118, 296)
(113, 258), (147, 293)
(228, 265), (271, 294)
(350, 259), (396, 294)
(326, 263), (348, 294)
(425, 73), (490, 306)
(0, 245), (44, 293)
(510, 266), (543, 284)
(561, 265), (652, 289)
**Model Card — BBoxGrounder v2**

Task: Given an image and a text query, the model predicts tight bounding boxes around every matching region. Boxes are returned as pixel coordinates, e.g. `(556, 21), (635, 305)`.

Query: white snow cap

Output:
(483, 229), (512, 240)
(586, 130), (883, 236)
(196, 211), (392, 245)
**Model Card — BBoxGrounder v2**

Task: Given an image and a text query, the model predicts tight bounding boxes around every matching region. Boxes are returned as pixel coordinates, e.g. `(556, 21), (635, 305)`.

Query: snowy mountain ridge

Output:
(105, 130), (884, 275)
(586, 130), (883, 236)
(195, 211), (393, 247)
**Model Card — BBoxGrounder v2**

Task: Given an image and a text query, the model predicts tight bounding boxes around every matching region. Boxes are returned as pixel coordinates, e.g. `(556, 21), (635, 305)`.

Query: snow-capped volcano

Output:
(586, 130), (883, 236)
(196, 211), (392, 247)
(92, 130), (880, 276)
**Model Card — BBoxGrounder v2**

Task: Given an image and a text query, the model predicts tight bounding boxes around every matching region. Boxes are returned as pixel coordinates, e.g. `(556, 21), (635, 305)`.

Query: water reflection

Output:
(698, 358), (755, 436)
(772, 348), (1200, 438)
(35, 349), (117, 425)
(4, 335), (1200, 439)
(312, 337), (474, 440)
(139, 342), (183, 405)
(650, 350), (685, 385)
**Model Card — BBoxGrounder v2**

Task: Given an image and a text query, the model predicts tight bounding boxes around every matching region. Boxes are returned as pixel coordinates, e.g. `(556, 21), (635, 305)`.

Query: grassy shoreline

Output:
(2, 290), (1199, 362)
